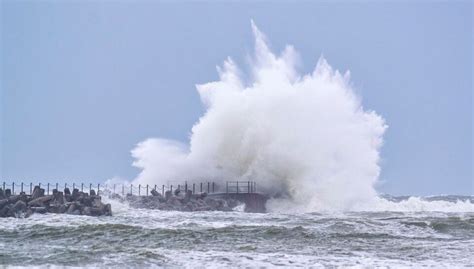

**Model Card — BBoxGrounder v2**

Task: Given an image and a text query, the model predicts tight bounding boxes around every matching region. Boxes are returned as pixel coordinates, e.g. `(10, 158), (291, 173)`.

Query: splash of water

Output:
(131, 21), (388, 211)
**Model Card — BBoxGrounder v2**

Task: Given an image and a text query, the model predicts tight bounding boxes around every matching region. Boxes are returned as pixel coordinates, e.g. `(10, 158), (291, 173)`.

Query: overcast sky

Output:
(1, 1), (472, 195)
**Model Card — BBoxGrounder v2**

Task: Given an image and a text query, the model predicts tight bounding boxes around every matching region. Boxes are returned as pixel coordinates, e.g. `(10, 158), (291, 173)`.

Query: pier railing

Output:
(225, 181), (257, 194)
(0, 181), (258, 196)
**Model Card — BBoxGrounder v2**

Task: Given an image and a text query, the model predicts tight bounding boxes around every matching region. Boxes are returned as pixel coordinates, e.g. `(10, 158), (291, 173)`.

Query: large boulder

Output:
(165, 190), (172, 201)
(0, 199), (9, 210)
(48, 204), (60, 213)
(18, 192), (28, 203)
(168, 196), (182, 207)
(31, 186), (44, 200)
(82, 206), (92, 216)
(24, 208), (33, 218)
(71, 189), (80, 201)
(184, 190), (193, 203)
(64, 188), (71, 196)
(12, 200), (27, 215)
(103, 204), (112, 216)
(150, 189), (161, 197)
(91, 197), (102, 208)
(29, 196), (53, 207)
(0, 204), (13, 217)
(81, 195), (94, 207)
(52, 191), (65, 205)
(66, 203), (77, 214)
(58, 204), (67, 214)
(8, 195), (21, 204)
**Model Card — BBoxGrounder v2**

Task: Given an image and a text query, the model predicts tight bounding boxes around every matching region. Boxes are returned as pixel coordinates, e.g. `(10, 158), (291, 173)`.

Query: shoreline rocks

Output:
(0, 186), (112, 218)
(108, 190), (241, 212)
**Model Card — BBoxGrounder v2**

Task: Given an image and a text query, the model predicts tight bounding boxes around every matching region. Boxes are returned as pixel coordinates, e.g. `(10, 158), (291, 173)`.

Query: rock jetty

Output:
(109, 189), (241, 212)
(0, 186), (112, 218)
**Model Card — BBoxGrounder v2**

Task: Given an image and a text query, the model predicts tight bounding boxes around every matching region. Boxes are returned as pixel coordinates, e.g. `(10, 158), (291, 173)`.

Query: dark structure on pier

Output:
(208, 181), (269, 213)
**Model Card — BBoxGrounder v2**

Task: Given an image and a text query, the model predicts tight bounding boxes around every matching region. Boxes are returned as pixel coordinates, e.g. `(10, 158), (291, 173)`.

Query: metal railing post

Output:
(139, 184), (141, 196)
(237, 181), (239, 194)
(21, 182), (24, 193)
(130, 184), (132, 195)
(207, 182), (210, 193)
(98, 184), (100, 194)
(200, 182), (202, 193)
(226, 182), (228, 193)
(212, 182), (215, 193)
(146, 185), (149, 196)
(30, 183), (33, 194)
(47, 183), (49, 195)
(12, 182), (15, 195)
(114, 184), (116, 194)
(162, 185), (164, 196)
(193, 183), (195, 194)
(56, 183), (59, 191)
(122, 184), (125, 196)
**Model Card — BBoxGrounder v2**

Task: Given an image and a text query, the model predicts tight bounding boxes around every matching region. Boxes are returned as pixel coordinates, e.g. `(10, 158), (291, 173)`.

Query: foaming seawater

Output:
(362, 196), (474, 212)
(266, 195), (474, 213)
(1, 196), (473, 268)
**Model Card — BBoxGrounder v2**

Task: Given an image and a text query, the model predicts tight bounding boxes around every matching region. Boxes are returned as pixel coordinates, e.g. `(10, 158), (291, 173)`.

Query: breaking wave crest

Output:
(128, 21), (472, 213)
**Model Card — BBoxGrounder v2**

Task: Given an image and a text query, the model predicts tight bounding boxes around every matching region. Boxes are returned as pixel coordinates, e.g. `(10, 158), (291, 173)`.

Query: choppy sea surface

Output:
(0, 196), (473, 268)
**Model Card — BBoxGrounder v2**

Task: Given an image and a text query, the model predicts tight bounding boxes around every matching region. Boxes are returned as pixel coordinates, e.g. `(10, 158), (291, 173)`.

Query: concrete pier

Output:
(208, 193), (269, 213)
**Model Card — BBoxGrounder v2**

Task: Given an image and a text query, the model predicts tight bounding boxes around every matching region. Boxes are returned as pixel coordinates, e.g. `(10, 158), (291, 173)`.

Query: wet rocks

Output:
(0, 187), (112, 218)
(31, 186), (44, 200)
(150, 189), (161, 197)
(110, 190), (240, 212)
(12, 200), (27, 212)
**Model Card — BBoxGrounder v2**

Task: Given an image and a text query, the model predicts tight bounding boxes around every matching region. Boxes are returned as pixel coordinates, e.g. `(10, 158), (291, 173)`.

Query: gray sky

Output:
(1, 1), (472, 195)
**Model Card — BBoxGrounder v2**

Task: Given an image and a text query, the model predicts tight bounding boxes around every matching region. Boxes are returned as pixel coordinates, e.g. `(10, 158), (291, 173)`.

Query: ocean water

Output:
(0, 196), (473, 268)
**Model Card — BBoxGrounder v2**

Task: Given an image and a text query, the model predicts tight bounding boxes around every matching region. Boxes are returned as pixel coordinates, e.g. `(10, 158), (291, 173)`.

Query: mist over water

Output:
(130, 21), (473, 213)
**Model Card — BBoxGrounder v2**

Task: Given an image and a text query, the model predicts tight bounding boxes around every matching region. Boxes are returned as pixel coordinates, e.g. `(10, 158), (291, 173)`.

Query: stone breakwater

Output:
(109, 189), (241, 212)
(0, 186), (112, 218)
